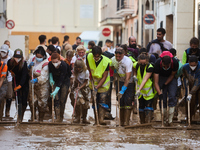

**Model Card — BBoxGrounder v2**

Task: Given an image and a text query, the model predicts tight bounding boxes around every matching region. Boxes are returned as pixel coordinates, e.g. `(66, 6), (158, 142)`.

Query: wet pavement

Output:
(1, 90), (200, 149)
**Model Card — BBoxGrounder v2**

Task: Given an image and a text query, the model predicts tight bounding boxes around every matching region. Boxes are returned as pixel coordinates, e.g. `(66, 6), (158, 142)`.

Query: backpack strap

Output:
(42, 62), (49, 68)
(32, 56), (35, 62)
(186, 48), (190, 54)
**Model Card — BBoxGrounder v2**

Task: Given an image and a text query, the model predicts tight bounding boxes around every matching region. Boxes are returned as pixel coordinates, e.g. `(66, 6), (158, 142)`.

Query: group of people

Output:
(0, 27), (199, 127)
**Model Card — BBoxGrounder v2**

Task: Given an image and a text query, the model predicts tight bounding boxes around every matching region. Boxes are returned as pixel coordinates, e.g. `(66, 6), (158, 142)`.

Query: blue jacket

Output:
(182, 62), (200, 94)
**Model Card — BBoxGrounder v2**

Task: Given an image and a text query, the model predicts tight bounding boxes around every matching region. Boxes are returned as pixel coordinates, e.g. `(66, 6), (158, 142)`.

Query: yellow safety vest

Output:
(129, 56), (136, 63)
(136, 63), (155, 100)
(87, 53), (111, 93)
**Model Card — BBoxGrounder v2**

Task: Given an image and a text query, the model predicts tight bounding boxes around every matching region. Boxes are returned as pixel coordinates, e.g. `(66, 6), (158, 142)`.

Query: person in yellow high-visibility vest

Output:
(134, 53), (155, 124)
(86, 46), (111, 125)
(111, 47), (134, 126)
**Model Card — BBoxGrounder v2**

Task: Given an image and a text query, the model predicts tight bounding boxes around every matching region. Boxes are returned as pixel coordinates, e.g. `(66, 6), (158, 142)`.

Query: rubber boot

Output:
(0, 99), (5, 121)
(168, 107), (175, 126)
(73, 105), (80, 123)
(5, 99), (12, 117)
(145, 110), (152, 123)
(18, 104), (22, 122)
(99, 106), (106, 125)
(55, 107), (61, 122)
(120, 108), (125, 126)
(39, 111), (45, 122)
(139, 111), (145, 124)
(82, 109), (90, 124)
(124, 109), (132, 126)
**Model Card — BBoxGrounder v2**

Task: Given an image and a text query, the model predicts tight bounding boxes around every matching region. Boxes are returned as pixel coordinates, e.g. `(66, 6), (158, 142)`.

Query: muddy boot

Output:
(0, 99), (5, 121)
(144, 107), (153, 123)
(124, 109), (132, 126)
(139, 111), (145, 124)
(82, 109), (90, 124)
(39, 112), (45, 122)
(55, 107), (61, 122)
(73, 106), (80, 123)
(5, 99), (12, 117)
(168, 107), (175, 126)
(120, 108), (125, 126)
(99, 106), (106, 125)
(173, 105), (178, 121)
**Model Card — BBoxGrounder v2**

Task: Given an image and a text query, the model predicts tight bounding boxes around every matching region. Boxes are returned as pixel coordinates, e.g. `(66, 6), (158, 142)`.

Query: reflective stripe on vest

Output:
(137, 63), (155, 100)
(87, 53), (111, 93)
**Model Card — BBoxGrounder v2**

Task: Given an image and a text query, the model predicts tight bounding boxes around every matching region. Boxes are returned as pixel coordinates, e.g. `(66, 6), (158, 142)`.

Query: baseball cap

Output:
(0, 44), (9, 53)
(14, 49), (23, 58)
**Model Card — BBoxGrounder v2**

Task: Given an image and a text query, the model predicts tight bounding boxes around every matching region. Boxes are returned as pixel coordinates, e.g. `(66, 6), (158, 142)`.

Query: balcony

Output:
(116, 5), (134, 16)
(100, 17), (122, 26)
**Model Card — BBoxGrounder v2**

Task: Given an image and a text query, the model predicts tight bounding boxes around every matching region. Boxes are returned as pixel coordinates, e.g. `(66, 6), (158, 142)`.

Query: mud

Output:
(1, 90), (200, 149)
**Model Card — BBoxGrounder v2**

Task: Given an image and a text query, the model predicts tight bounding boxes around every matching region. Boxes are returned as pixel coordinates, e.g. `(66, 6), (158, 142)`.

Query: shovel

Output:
(13, 77), (19, 124)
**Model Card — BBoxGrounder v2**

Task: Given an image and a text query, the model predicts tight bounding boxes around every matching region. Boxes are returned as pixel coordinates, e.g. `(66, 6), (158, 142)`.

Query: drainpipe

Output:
(193, 0), (196, 37)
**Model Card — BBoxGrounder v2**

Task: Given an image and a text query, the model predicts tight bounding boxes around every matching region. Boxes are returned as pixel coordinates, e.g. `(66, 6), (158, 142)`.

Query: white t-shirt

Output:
(71, 55), (86, 64)
(149, 40), (173, 56)
(1, 56), (12, 82)
(77, 70), (89, 84)
(111, 56), (133, 82)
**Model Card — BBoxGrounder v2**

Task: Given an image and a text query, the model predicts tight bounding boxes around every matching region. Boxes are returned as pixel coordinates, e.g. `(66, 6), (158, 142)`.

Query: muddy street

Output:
(0, 91), (200, 150)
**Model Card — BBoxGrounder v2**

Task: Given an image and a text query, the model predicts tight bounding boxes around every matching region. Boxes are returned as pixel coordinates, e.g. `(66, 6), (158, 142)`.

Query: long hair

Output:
(73, 58), (87, 78)
(8, 57), (24, 70)
(138, 53), (149, 65)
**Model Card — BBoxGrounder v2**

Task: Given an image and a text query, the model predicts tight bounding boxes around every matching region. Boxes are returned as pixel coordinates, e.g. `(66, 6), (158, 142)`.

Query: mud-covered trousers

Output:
(159, 76), (177, 108)
(53, 78), (70, 120)
(0, 80), (8, 120)
(29, 81), (49, 119)
(116, 81), (134, 109)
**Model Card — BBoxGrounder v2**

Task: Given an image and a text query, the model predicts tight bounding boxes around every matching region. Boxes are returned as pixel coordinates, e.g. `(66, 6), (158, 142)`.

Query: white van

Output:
(79, 30), (112, 48)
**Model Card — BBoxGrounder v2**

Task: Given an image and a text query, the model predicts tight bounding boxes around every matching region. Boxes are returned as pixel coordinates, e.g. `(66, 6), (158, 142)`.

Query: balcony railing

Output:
(116, 5), (134, 16)
(117, 5), (134, 11)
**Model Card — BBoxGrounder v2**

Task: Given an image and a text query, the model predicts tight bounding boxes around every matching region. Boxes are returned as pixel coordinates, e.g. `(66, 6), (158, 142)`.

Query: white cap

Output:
(0, 44), (9, 53)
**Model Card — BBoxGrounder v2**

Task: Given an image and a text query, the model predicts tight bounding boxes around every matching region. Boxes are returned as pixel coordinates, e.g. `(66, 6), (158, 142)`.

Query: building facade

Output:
(7, 0), (100, 50)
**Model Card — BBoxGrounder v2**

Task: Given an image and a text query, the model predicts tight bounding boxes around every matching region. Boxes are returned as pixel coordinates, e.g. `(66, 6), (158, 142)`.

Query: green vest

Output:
(87, 53), (110, 93)
(136, 63), (155, 100)
(129, 56), (136, 63)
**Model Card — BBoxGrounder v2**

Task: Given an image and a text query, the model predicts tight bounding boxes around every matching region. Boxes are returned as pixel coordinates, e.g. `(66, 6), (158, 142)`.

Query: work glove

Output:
(161, 83), (167, 90)
(31, 78), (38, 84)
(28, 62), (34, 69)
(50, 86), (60, 99)
(159, 94), (163, 101)
(117, 85), (127, 99)
(133, 75), (138, 82)
(49, 73), (55, 86)
(14, 85), (21, 92)
(186, 94), (192, 101)
(92, 87), (98, 96)
(135, 90), (140, 96)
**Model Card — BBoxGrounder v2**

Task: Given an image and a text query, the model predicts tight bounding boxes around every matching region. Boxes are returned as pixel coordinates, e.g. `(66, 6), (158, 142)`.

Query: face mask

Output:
(0, 52), (7, 57)
(14, 58), (21, 63)
(191, 48), (198, 53)
(53, 61), (61, 68)
(36, 57), (43, 62)
(129, 44), (136, 49)
(162, 66), (170, 71)
(190, 65), (197, 71)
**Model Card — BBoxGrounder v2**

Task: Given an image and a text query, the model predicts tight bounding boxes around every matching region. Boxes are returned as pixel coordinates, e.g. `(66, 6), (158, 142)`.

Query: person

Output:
(28, 46), (49, 122)
(139, 48), (156, 64)
(7, 49), (29, 122)
(147, 28), (173, 58)
(52, 36), (61, 51)
(46, 45), (56, 56)
(128, 36), (139, 60)
(182, 55), (200, 122)
(121, 44), (136, 63)
(61, 35), (72, 58)
(70, 58), (91, 124)
(4, 40), (14, 58)
(64, 50), (74, 67)
(0, 44), (13, 118)
(48, 53), (71, 122)
(86, 41), (95, 53)
(182, 37), (200, 65)
(110, 47), (134, 126)
(71, 45), (87, 68)
(35, 35), (47, 51)
(134, 53), (155, 123)
(0, 57), (8, 120)
(72, 37), (81, 51)
(102, 39), (113, 53)
(154, 51), (179, 126)
(48, 39), (52, 45)
(86, 46), (111, 125)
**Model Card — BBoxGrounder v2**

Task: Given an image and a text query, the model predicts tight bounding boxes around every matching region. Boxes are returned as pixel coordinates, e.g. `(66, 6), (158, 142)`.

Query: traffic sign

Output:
(143, 14), (155, 24)
(102, 28), (111, 37)
(6, 20), (15, 29)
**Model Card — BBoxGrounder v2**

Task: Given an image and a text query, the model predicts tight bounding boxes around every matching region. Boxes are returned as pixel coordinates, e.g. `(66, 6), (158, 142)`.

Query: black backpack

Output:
(146, 39), (168, 53)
